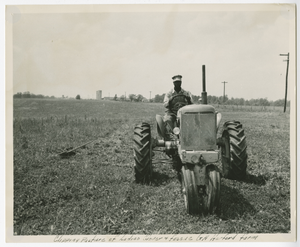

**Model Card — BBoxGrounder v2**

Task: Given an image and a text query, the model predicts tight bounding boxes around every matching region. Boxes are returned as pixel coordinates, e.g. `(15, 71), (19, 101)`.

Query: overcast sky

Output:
(11, 4), (295, 101)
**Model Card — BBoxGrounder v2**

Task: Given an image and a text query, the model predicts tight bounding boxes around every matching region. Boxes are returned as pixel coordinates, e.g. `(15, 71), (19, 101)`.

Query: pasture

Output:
(12, 98), (291, 235)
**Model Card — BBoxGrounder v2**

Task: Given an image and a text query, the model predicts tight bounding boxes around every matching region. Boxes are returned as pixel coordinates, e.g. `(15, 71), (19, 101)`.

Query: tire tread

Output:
(133, 123), (152, 183)
(222, 121), (247, 179)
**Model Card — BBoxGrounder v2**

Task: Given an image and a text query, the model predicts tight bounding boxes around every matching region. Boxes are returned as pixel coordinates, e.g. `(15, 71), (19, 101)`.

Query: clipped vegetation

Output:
(13, 98), (291, 235)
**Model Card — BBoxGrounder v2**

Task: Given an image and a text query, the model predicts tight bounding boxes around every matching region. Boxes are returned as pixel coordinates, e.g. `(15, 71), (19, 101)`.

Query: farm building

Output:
(103, 97), (114, 100)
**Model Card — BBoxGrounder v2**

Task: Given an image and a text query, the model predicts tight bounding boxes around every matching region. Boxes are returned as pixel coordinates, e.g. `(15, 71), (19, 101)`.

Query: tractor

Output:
(133, 65), (247, 215)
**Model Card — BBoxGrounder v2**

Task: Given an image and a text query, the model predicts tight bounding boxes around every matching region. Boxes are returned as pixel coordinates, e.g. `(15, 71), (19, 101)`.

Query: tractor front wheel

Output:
(133, 123), (153, 184)
(181, 165), (200, 214)
(181, 165), (220, 215)
(203, 165), (221, 214)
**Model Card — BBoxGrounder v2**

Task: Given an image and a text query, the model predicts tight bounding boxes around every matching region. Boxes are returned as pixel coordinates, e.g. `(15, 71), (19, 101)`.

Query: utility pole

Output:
(280, 53), (289, 113)
(149, 91), (151, 102)
(221, 81), (228, 103)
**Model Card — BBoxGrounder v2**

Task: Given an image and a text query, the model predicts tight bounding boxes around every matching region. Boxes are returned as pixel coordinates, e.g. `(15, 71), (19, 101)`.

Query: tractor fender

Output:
(156, 114), (166, 139)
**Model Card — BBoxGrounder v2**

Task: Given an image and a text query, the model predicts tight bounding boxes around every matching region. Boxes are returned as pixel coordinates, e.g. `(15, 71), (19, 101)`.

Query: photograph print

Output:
(6, 3), (296, 243)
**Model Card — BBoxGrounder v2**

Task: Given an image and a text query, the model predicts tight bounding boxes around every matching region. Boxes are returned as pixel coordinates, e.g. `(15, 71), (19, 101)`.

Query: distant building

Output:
(96, 90), (102, 100)
(103, 97), (114, 100)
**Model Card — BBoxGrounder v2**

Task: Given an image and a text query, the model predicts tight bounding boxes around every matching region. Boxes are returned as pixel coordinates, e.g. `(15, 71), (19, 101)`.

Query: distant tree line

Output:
(13, 91), (290, 107)
(152, 93), (290, 107)
(13, 92), (56, 99)
(13, 92), (81, 100)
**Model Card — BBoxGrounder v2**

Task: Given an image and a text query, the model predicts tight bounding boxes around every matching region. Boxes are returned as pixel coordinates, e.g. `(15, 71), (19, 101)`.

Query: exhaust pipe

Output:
(202, 65), (207, 104)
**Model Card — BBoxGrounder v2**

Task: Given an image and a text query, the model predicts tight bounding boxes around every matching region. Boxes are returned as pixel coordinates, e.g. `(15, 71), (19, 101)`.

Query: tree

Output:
(273, 99), (285, 107)
(204, 96), (219, 105)
(236, 98), (245, 106)
(136, 94), (144, 102)
(13, 92), (22, 98)
(22, 91), (31, 98)
(220, 95), (228, 104)
(37, 94), (44, 98)
(193, 95), (201, 103)
(154, 94), (165, 103)
(76, 95), (81, 100)
(128, 94), (136, 102)
(259, 98), (270, 106)
(154, 94), (160, 103)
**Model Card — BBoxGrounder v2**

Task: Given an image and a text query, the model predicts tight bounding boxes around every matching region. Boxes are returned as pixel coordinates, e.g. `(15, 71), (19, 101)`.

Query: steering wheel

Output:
(169, 94), (191, 112)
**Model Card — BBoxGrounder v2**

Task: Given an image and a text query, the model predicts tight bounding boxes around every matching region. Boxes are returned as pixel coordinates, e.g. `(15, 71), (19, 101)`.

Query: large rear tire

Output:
(133, 123), (153, 184)
(203, 165), (221, 214)
(221, 121), (247, 180)
(181, 165), (200, 214)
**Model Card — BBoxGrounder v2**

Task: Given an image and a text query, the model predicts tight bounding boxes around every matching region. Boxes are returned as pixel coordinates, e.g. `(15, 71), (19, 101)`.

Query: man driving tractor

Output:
(163, 75), (193, 140)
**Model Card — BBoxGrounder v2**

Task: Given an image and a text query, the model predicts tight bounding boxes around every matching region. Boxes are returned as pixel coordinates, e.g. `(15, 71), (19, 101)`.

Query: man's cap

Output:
(172, 75), (182, 82)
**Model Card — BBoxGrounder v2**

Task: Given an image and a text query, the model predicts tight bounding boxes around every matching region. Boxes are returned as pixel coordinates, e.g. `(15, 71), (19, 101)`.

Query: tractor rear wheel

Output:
(203, 165), (221, 214)
(221, 121), (247, 180)
(133, 123), (153, 184)
(181, 165), (200, 214)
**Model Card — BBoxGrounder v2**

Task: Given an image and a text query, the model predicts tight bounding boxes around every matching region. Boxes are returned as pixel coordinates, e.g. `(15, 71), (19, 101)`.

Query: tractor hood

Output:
(177, 104), (216, 118)
(177, 104), (219, 152)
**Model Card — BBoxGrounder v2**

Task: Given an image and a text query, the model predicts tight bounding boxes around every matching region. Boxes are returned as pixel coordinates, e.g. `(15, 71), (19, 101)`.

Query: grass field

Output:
(12, 98), (291, 235)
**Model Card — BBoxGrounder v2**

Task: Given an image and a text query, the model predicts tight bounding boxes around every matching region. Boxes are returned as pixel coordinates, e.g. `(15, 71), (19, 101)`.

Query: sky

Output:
(10, 4), (295, 101)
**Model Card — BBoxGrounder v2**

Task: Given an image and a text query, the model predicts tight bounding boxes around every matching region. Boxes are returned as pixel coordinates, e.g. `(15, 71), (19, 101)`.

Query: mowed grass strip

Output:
(13, 99), (291, 235)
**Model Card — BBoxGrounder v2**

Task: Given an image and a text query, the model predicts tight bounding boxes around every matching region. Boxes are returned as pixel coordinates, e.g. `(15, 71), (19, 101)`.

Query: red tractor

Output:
(133, 66), (247, 214)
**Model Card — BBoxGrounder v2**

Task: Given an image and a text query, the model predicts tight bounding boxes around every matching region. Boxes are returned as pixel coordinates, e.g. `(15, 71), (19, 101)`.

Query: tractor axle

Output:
(152, 138), (179, 151)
